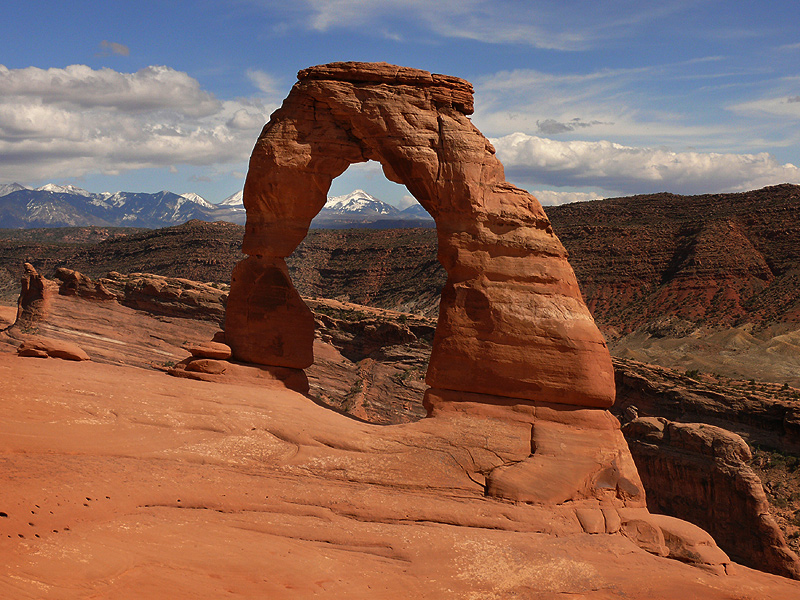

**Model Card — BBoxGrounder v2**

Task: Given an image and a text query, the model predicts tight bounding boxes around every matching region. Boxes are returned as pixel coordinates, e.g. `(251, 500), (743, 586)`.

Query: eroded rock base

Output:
(423, 388), (732, 572)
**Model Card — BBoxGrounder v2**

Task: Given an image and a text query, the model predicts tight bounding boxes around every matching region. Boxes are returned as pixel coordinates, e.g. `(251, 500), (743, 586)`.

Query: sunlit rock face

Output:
(226, 61), (615, 409)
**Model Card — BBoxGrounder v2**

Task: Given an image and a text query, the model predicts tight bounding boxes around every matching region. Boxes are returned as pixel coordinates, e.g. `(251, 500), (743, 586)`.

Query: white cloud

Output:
(0, 64), (220, 116)
(472, 66), (733, 145)
(0, 64), (278, 183)
(493, 132), (800, 196)
(729, 95), (800, 119)
(246, 69), (284, 98)
(396, 194), (419, 209)
(531, 190), (604, 206)
(226, 107), (268, 130)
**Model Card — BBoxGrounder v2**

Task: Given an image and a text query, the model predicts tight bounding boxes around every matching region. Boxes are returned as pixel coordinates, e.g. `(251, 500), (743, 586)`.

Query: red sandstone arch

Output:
(225, 62), (615, 409)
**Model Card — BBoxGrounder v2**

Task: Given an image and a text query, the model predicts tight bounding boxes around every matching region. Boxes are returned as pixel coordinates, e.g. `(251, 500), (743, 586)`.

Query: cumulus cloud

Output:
(492, 132), (800, 196)
(226, 108), (267, 130)
(0, 64), (220, 116)
(0, 64), (278, 183)
(98, 40), (130, 57)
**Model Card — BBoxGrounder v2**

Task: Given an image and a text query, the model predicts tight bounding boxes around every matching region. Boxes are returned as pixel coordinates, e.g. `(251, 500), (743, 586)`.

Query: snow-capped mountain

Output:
(0, 186), (223, 228)
(0, 183), (433, 229)
(0, 182), (27, 198)
(180, 192), (213, 209)
(219, 190), (244, 207)
(323, 189), (400, 216)
(36, 183), (93, 197)
(400, 203), (432, 219)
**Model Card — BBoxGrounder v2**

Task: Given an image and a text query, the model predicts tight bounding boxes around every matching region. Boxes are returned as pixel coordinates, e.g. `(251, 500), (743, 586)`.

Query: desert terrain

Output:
(1, 270), (800, 598)
(2, 60), (799, 599)
(0, 196), (798, 597)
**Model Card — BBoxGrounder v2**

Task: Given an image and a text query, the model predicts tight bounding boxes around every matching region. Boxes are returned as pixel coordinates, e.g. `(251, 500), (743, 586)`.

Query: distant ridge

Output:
(0, 183), (432, 229)
(2, 183), (798, 331)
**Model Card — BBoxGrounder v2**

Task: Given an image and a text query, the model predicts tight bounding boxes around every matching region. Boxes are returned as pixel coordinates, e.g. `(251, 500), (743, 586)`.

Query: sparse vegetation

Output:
(684, 369), (701, 380)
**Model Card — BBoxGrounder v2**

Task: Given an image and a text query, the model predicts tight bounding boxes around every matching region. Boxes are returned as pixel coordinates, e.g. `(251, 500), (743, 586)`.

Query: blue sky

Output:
(1, 0), (798, 206)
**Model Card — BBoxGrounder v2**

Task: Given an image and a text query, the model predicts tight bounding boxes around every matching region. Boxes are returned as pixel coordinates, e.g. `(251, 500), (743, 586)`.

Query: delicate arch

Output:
(225, 62), (615, 408)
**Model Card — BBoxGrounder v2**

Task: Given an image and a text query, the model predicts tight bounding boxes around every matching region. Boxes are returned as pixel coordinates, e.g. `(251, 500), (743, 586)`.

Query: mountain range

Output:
(0, 184), (432, 229)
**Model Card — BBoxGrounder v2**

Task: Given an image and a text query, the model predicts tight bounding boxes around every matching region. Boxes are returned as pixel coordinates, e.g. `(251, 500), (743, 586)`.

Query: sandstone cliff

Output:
(623, 417), (800, 579)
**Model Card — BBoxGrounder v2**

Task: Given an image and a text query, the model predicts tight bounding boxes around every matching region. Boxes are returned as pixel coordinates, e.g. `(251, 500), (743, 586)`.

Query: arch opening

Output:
(284, 161), (442, 423)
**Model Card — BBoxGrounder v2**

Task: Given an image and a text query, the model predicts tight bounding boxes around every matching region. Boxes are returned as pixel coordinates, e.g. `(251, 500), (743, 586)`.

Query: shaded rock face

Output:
(623, 417), (800, 579)
(226, 61), (614, 409)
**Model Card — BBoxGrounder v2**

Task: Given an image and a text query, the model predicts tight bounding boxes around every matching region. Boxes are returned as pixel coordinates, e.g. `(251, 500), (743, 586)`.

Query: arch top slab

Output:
(225, 61), (615, 409)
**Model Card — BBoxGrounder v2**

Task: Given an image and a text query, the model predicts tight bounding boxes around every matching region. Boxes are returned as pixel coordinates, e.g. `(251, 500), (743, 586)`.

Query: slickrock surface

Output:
(1, 267), (222, 369)
(0, 276), (800, 598)
(226, 61), (615, 409)
(4, 349), (800, 599)
(623, 417), (800, 579)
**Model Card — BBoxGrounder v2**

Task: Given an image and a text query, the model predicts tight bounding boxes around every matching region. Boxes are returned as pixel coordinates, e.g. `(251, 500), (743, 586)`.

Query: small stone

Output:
(182, 341), (232, 360)
(18, 337), (90, 361)
(185, 359), (228, 374)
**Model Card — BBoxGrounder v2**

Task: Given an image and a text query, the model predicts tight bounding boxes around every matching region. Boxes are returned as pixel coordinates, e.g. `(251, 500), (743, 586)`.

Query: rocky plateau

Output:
(2, 260), (799, 598)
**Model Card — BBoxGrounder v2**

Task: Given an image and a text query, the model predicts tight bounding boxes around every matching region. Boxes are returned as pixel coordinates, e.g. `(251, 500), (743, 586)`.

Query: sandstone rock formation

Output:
(4, 348), (800, 598)
(219, 62), (745, 571)
(17, 336), (90, 361)
(7, 267), (800, 593)
(182, 341), (232, 360)
(614, 357), (800, 453)
(225, 61), (614, 409)
(54, 267), (116, 300)
(15, 262), (50, 326)
(623, 417), (800, 579)
(1, 267), (225, 370)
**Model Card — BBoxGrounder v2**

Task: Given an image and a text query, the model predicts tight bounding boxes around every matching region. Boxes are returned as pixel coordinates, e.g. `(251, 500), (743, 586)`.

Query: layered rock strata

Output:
(1, 268), (227, 371)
